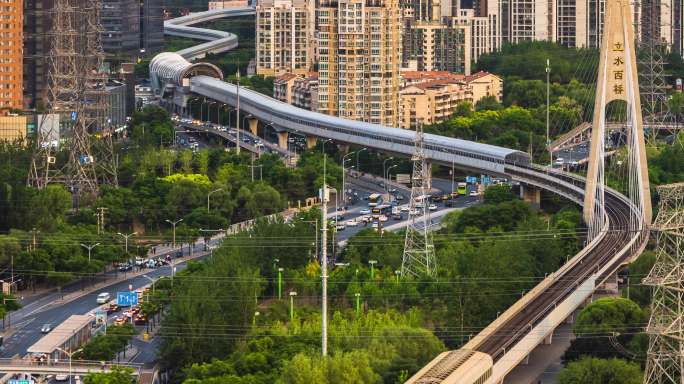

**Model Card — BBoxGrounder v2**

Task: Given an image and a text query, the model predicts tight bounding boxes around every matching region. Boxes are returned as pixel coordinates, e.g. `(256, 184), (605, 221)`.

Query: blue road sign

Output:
(117, 291), (138, 307)
(466, 176), (478, 184)
(9, 380), (32, 384)
(71, 111), (77, 121)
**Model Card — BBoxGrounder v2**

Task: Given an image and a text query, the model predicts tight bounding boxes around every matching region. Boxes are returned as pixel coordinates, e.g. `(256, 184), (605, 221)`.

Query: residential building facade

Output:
(399, 80), (473, 129)
(256, 0), (314, 76)
(398, 70), (502, 128)
(0, 115), (27, 141)
(402, 20), (471, 74)
(317, 0), (403, 127)
(1, 0), (22, 112)
(208, 0), (249, 9)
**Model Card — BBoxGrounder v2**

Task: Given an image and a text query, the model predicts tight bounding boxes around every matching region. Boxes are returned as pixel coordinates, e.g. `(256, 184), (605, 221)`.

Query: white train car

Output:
(404, 349), (493, 384)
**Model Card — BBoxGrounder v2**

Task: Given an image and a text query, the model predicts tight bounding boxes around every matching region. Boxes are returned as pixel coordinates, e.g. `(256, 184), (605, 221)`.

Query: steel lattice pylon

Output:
(28, 0), (117, 199)
(638, 0), (673, 143)
(643, 183), (684, 384)
(401, 123), (436, 278)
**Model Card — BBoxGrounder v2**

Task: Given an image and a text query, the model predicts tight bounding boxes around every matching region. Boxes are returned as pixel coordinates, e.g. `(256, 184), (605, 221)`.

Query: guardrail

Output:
(0, 359), (143, 375)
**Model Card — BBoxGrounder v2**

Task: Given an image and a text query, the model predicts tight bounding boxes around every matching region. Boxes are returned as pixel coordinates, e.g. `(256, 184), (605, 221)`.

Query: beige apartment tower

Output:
(256, 0), (315, 76)
(317, 0), (403, 127)
(1, 0), (22, 112)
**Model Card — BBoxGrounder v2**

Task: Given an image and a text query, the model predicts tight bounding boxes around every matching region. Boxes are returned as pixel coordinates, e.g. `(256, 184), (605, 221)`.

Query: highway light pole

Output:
(546, 58), (551, 166)
(356, 147), (367, 173)
(342, 151), (356, 205)
(369, 260), (377, 280)
(117, 232), (137, 254)
(207, 188), (224, 212)
(55, 347), (84, 384)
(320, 139), (330, 356)
(383, 157), (394, 192)
(80, 242), (100, 262)
(289, 291), (297, 320)
(235, 70), (241, 155)
(165, 218), (183, 249)
(387, 165), (398, 199)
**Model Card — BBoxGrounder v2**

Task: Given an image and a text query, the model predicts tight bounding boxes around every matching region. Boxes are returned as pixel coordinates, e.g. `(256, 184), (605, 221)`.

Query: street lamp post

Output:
(382, 157), (394, 192)
(386, 165), (398, 200)
(355, 292), (361, 317)
(546, 58), (552, 166)
(289, 291), (297, 320)
(341, 152), (356, 205)
(394, 269), (401, 283)
(117, 232), (137, 255)
(207, 101), (217, 123)
(207, 188), (224, 212)
(277, 267), (283, 300)
(369, 260), (377, 280)
(356, 147), (367, 173)
(300, 220), (319, 261)
(273, 258), (279, 297)
(235, 70), (241, 155)
(55, 347), (84, 384)
(165, 218), (183, 249)
(80, 242), (100, 262)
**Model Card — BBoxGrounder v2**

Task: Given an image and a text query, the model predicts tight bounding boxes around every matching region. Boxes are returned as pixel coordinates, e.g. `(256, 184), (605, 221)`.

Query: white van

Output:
(96, 292), (111, 304)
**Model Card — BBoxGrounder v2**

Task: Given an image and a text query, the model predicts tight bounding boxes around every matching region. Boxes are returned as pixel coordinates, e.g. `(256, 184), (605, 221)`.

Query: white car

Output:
(359, 209), (371, 215)
(96, 292), (110, 304)
(336, 223), (346, 231)
(400, 206), (410, 212)
(55, 375), (69, 382)
(469, 190), (480, 197)
(379, 215), (388, 222)
(428, 204), (438, 211)
(346, 220), (358, 227)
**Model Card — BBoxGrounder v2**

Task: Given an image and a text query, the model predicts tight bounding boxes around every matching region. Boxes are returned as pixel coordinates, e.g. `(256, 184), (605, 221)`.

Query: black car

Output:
(118, 263), (133, 272)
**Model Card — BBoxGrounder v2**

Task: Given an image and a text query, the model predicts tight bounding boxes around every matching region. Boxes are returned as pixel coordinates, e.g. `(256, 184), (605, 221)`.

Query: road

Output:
(1, 242), (213, 363)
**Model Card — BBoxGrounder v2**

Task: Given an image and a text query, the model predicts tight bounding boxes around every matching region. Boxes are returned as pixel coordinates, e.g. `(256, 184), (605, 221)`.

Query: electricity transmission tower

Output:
(643, 183), (684, 384)
(401, 123), (436, 278)
(638, 0), (672, 142)
(28, 0), (117, 198)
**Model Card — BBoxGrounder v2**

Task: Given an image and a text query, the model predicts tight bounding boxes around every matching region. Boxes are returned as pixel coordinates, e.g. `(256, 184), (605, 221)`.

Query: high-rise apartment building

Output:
(101, 0), (165, 59)
(1, 0), (23, 112)
(255, 0), (315, 76)
(317, 0), (403, 127)
(101, 0), (141, 58)
(403, 20), (471, 73)
(23, 0), (52, 110)
(140, 0), (165, 56)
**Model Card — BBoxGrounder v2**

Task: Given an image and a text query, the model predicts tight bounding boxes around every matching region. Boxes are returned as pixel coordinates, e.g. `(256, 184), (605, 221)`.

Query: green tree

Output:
(574, 297), (644, 336)
(483, 184), (515, 204)
(558, 357), (642, 384)
(128, 106), (175, 148)
(625, 250), (656, 307)
(474, 96), (503, 111)
(83, 367), (136, 384)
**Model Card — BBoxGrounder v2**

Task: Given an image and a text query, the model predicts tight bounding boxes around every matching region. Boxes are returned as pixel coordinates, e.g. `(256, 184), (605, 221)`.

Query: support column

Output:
(543, 332), (553, 345)
(306, 136), (317, 149)
(337, 144), (350, 155)
(277, 131), (289, 149)
(248, 118), (259, 136)
(520, 184), (541, 208)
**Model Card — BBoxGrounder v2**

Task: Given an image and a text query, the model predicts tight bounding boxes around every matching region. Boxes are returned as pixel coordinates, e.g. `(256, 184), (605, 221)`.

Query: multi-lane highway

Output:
(1, 242), (212, 363)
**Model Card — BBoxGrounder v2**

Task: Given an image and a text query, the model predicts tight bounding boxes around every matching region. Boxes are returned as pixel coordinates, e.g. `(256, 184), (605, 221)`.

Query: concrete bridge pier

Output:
(543, 332), (553, 345)
(520, 184), (541, 208)
(306, 136), (317, 149)
(248, 118), (259, 136)
(276, 131), (289, 149)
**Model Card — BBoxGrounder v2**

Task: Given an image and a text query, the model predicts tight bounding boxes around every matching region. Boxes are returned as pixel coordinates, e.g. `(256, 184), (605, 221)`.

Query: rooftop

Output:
(27, 315), (93, 354)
